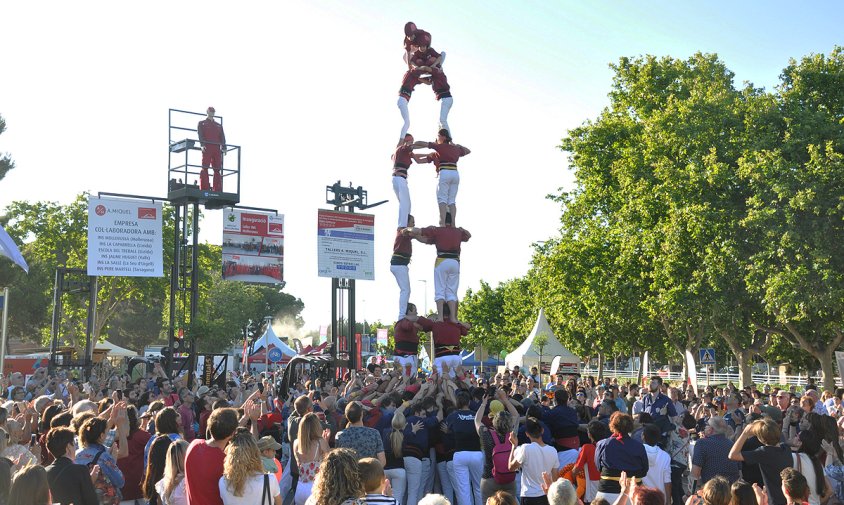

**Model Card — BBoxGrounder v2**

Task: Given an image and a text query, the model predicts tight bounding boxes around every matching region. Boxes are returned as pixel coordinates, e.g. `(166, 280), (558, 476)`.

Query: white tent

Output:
(505, 308), (581, 374)
(94, 340), (139, 357)
(252, 325), (297, 356)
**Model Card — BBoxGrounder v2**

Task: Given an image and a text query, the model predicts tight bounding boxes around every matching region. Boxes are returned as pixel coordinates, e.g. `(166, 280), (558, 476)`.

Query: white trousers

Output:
(434, 258), (460, 302)
(439, 97), (454, 136)
(404, 457), (432, 505)
(434, 355), (462, 378)
(436, 460), (456, 505)
(425, 448), (437, 493)
(390, 264), (411, 321)
(294, 480), (313, 505)
(436, 169), (459, 205)
(392, 176), (411, 228)
(385, 468), (407, 505)
(452, 451), (484, 505)
(398, 96), (410, 141)
(394, 355), (418, 378)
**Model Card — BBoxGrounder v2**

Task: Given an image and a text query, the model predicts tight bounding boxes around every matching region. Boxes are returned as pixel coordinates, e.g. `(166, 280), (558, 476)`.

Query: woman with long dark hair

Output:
(144, 407), (182, 469)
(792, 430), (832, 505)
(118, 405), (152, 503)
(37, 404), (63, 465)
(143, 435), (175, 505)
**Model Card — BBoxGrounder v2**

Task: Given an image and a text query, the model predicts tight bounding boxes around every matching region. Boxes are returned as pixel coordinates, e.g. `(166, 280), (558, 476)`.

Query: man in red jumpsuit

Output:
(197, 106), (226, 192)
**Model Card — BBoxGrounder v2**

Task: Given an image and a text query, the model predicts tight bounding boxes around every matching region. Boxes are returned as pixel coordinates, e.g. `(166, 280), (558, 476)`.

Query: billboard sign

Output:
(87, 196), (163, 277)
(222, 209), (284, 284)
(317, 210), (374, 280)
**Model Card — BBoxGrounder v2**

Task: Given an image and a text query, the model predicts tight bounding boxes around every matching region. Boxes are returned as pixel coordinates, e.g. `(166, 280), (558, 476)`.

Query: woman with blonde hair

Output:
(294, 412), (330, 505)
(219, 430), (281, 505)
(155, 439), (189, 505)
(305, 448), (365, 505)
(383, 409), (407, 505)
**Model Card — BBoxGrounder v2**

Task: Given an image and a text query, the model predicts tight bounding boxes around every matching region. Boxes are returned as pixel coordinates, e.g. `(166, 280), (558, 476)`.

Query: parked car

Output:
(719, 366), (739, 375)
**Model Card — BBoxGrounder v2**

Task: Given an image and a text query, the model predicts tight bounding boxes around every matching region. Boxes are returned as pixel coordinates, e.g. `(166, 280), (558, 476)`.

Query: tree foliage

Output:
(462, 48), (844, 389)
(0, 194), (305, 355)
(0, 115), (14, 183)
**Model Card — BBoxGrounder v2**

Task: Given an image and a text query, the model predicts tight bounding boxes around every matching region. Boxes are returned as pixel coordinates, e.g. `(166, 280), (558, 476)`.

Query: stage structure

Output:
(323, 182), (386, 373)
(56, 108), (279, 385)
(48, 268), (98, 380)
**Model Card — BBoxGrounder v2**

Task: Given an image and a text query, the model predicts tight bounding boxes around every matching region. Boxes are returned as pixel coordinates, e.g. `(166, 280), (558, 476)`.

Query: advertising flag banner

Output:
(87, 196), (163, 277)
(222, 209), (284, 284)
(377, 328), (388, 348)
(317, 209), (375, 280)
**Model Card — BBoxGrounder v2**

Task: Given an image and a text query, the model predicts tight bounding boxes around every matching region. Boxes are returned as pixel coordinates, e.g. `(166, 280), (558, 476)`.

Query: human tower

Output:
(389, 22), (472, 379)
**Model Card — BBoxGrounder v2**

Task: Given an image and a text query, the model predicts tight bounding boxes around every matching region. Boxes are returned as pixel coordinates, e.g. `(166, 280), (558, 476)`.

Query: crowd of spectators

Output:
(0, 359), (841, 505)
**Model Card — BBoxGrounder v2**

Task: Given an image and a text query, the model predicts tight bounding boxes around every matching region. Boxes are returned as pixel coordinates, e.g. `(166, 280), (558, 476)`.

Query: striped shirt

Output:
(365, 493), (397, 505)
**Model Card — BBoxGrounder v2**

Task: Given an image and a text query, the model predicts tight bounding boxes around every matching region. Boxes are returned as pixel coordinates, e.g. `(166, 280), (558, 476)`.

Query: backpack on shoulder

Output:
(87, 449), (120, 505)
(490, 430), (517, 485)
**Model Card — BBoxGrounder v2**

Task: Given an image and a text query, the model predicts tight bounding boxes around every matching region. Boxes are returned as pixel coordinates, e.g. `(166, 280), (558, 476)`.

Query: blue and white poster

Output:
(317, 209), (375, 280)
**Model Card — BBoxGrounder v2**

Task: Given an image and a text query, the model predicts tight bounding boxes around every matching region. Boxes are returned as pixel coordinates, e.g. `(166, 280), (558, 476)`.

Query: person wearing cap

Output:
(412, 130), (471, 227)
(397, 27), (453, 142)
(406, 212), (471, 322)
(197, 107), (226, 192)
(258, 435), (284, 482)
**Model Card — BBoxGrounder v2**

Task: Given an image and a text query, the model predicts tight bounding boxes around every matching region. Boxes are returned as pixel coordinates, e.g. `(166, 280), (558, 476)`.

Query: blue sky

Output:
(0, 1), (842, 337)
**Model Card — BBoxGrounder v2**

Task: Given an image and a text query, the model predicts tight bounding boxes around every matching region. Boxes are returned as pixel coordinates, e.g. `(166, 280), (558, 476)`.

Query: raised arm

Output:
(728, 423), (755, 462)
(475, 396), (488, 432)
(498, 389), (520, 433)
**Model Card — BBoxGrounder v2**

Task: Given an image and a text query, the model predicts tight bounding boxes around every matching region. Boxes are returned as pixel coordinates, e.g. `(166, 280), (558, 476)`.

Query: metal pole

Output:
(265, 317), (272, 373)
(0, 287), (9, 377)
(49, 269), (63, 374)
(189, 203), (200, 386)
(167, 205), (181, 379)
(85, 276), (98, 381)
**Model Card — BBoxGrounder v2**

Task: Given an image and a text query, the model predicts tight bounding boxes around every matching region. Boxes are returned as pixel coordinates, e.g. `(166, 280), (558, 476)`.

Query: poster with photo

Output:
(222, 209), (284, 284)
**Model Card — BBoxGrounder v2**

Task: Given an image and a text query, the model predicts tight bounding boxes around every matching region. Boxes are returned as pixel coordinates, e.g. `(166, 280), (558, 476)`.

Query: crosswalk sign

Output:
(699, 348), (716, 365)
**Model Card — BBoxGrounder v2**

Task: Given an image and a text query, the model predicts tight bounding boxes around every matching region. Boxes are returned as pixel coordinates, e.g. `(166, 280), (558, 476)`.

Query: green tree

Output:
(0, 115), (14, 182)
(1, 194), (172, 350)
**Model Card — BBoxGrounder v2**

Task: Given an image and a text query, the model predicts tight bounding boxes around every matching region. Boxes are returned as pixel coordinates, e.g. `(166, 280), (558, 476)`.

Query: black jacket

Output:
(45, 456), (99, 505)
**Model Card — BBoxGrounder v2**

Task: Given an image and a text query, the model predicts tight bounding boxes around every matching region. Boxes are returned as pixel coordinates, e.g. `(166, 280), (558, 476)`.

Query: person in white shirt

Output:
(508, 417), (559, 505)
(155, 439), (189, 505)
(632, 388), (647, 416)
(641, 424), (671, 501)
(218, 431), (281, 505)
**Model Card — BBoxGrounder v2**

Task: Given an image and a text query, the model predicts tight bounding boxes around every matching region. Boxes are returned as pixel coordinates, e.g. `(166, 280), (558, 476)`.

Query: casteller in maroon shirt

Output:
(421, 226), (470, 256)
